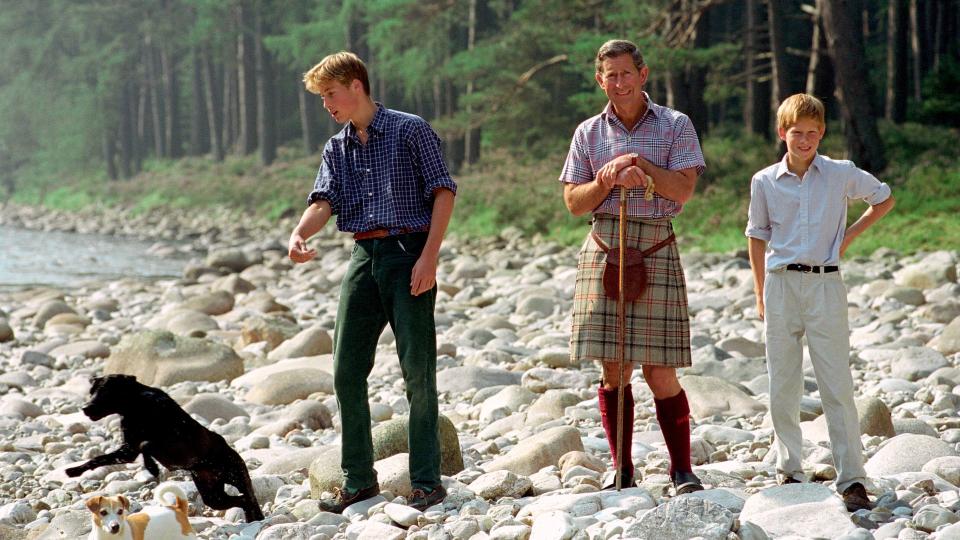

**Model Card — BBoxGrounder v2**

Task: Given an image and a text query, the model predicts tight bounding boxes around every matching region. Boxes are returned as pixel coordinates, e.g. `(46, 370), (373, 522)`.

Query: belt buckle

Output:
(801, 265), (813, 273)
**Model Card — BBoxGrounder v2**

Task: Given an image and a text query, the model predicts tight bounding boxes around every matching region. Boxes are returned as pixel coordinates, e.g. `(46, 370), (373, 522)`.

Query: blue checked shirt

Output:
(307, 104), (457, 233)
(559, 94), (706, 218)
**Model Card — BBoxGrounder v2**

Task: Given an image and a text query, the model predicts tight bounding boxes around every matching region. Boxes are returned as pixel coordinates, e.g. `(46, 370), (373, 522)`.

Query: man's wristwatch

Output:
(629, 152), (639, 167)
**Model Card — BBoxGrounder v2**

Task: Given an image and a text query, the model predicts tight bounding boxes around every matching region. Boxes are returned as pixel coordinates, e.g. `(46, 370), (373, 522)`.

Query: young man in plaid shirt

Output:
(288, 51), (456, 512)
(560, 40), (705, 494)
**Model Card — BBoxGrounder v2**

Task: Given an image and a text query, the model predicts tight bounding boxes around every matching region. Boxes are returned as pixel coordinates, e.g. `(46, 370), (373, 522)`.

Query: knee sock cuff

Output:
(654, 389), (690, 422)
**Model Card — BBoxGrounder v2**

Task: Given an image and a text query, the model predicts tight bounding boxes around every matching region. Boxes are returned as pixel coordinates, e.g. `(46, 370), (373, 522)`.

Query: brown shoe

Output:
(841, 482), (873, 512)
(409, 485), (446, 511)
(318, 483), (380, 514)
(671, 470), (704, 495)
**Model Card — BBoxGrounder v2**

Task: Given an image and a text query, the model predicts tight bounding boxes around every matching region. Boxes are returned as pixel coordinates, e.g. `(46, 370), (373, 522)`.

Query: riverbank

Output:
(0, 202), (959, 539)
(5, 122), (959, 255)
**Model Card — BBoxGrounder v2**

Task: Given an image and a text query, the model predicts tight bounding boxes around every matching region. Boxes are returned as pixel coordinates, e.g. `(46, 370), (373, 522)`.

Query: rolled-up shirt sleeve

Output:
(408, 120), (457, 200)
(844, 162), (891, 205)
(668, 115), (706, 176)
(745, 175), (772, 241)
(559, 126), (594, 185)
(307, 143), (342, 213)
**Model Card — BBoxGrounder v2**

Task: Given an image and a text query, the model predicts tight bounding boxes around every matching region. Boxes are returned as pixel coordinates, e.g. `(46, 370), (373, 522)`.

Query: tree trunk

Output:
(202, 44), (224, 162)
(236, 0), (258, 155)
(160, 45), (180, 158)
(464, 0), (478, 165)
(118, 81), (134, 179)
(103, 124), (118, 181)
(744, 0), (771, 137)
(909, 0), (924, 102)
(254, 5), (276, 165)
(189, 48), (208, 155)
(299, 88), (319, 154)
(685, 5), (710, 138)
(821, 0), (887, 171)
(885, 0), (908, 122)
(767, 0), (792, 106)
(146, 39), (165, 158)
(806, 0), (836, 111)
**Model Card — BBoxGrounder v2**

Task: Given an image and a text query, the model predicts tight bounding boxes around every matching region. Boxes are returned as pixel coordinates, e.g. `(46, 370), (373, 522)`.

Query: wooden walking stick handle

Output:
(615, 185), (627, 491)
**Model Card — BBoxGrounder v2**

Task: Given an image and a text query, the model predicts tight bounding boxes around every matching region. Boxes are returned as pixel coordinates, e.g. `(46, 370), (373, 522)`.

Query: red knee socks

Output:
(655, 389), (692, 475)
(598, 384), (635, 479)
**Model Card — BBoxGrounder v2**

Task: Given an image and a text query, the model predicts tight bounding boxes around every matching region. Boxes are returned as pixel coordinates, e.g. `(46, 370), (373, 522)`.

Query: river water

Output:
(0, 225), (188, 288)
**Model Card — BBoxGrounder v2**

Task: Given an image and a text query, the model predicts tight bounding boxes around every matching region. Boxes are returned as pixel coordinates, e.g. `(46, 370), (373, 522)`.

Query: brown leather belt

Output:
(353, 226), (429, 241)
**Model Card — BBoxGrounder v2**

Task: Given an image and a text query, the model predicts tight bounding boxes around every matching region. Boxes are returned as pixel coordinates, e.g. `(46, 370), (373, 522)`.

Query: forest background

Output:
(0, 0), (957, 254)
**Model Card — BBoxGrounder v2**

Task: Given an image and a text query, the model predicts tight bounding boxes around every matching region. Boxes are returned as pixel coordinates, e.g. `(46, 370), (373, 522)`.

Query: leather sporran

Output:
(592, 231), (675, 302)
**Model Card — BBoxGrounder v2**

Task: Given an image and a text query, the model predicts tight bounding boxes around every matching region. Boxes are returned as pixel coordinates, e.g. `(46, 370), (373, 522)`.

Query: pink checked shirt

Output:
(559, 93), (706, 218)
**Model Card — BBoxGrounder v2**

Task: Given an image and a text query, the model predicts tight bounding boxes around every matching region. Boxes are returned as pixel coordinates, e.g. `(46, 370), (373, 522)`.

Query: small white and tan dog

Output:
(85, 482), (197, 540)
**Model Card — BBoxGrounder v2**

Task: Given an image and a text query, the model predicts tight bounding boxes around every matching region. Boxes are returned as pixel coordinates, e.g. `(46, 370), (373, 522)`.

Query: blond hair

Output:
(777, 94), (825, 130)
(303, 51), (370, 95)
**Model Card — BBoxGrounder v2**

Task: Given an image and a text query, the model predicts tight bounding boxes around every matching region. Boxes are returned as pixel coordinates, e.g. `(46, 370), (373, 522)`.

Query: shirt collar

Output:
(775, 153), (823, 180)
(346, 103), (386, 143)
(601, 91), (659, 129)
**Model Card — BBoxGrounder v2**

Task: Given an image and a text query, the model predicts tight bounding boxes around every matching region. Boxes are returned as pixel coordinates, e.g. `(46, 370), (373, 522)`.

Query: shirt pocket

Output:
(767, 186), (800, 229)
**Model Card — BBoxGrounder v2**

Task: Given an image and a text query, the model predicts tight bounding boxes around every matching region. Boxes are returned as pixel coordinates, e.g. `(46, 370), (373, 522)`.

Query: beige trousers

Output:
(764, 269), (866, 493)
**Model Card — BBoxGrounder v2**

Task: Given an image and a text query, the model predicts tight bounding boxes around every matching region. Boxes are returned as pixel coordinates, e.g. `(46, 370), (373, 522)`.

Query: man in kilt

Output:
(559, 39), (705, 494)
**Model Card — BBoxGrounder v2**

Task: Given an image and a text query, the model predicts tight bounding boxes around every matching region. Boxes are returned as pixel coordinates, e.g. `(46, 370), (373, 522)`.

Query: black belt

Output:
(786, 264), (839, 273)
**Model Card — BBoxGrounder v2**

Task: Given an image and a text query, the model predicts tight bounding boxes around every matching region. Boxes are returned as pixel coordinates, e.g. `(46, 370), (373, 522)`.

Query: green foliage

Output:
(918, 57), (960, 126)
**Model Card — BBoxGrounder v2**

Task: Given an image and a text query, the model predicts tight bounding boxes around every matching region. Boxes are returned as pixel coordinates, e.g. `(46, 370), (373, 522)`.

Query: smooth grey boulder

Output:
(103, 330), (244, 386)
(205, 248), (251, 272)
(483, 426), (584, 476)
(932, 316), (960, 356)
(178, 290), (235, 316)
(48, 340), (110, 359)
(623, 496), (735, 540)
(267, 325), (332, 361)
(739, 483), (854, 539)
(890, 347), (949, 381)
(864, 434), (957, 477)
(370, 415), (463, 476)
(32, 300), (76, 328)
(680, 375), (766, 420)
(437, 366), (522, 394)
(245, 368), (333, 405)
(184, 393), (249, 422)
(239, 315), (299, 349)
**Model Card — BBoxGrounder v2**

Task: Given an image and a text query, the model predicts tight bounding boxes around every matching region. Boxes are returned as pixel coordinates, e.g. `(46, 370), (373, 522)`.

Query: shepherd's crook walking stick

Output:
(614, 184), (627, 491)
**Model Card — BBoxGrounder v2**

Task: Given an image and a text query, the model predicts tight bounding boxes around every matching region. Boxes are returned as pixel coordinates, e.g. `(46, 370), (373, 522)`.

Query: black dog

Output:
(66, 375), (264, 522)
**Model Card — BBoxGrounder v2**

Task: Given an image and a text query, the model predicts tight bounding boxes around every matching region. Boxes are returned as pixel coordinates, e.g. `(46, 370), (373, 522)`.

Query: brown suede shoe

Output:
(318, 483), (380, 514)
(841, 482), (873, 512)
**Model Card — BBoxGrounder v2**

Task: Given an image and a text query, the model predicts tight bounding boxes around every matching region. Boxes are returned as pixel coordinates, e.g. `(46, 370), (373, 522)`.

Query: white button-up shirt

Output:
(745, 153), (891, 271)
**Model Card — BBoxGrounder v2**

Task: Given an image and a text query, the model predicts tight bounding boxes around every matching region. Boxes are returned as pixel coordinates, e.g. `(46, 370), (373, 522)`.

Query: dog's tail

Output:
(154, 481), (190, 515)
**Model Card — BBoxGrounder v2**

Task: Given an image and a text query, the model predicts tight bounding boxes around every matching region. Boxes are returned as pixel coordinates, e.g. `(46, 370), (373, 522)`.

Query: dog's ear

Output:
(118, 495), (130, 511)
(89, 377), (105, 395)
(86, 495), (102, 513)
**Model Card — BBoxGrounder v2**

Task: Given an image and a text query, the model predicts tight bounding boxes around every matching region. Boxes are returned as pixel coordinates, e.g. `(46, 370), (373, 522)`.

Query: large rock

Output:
(623, 496), (735, 540)
(894, 255), (957, 289)
(232, 356), (334, 389)
(739, 484), (854, 539)
(0, 320), (14, 343)
(802, 396), (895, 443)
(240, 315), (299, 349)
(178, 290), (235, 316)
(468, 470), (533, 500)
(370, 415), (463, 476)
(521, 368), (592, 393)
(149, 309), (219, 337)
(103, 330), (244, 386)
(484, 426), (584, 476)
(524, 390), (581, 426)
(184, 393), (249, 422)
(864, 434), (957, 477)
(680, 375), (766, 420)
(32, 300), (76, 328)
(206, 248), (251, 272)
(437, 366), (522, 394)
(245, 368), (333, 405)
(890, 347), (950, 381)
(717, 336), (766, 358)
(933, 316), (960, 356)
(267, 325), (332, 361)
(922, 456), (960, 486)
(30, 510), (89, 540)
(48, 340), (110, 359)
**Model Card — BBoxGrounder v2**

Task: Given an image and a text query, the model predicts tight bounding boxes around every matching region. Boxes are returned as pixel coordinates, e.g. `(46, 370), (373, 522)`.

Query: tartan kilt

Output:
(571, 214), (692, 367)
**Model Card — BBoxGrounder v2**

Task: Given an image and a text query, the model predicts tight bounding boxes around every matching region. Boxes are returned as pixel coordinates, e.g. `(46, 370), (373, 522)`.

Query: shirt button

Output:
(368, 214), (374, 218)
(368, 193), (373, 196)
(366, 169), (371, 173)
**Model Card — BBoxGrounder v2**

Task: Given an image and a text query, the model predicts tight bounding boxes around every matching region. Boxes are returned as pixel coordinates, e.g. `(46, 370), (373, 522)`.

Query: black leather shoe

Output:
(778, 475), (803, 485)
(318, 483), (380, 514)
(602, 470), (638, 490)
(841, 482), (873, 512)
(409, 484), (446, 511)
(671, 470), (704, 495)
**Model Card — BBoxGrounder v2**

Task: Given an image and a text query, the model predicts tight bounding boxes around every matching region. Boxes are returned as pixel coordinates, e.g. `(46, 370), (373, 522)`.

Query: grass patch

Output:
(5, 122), (958, 256)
